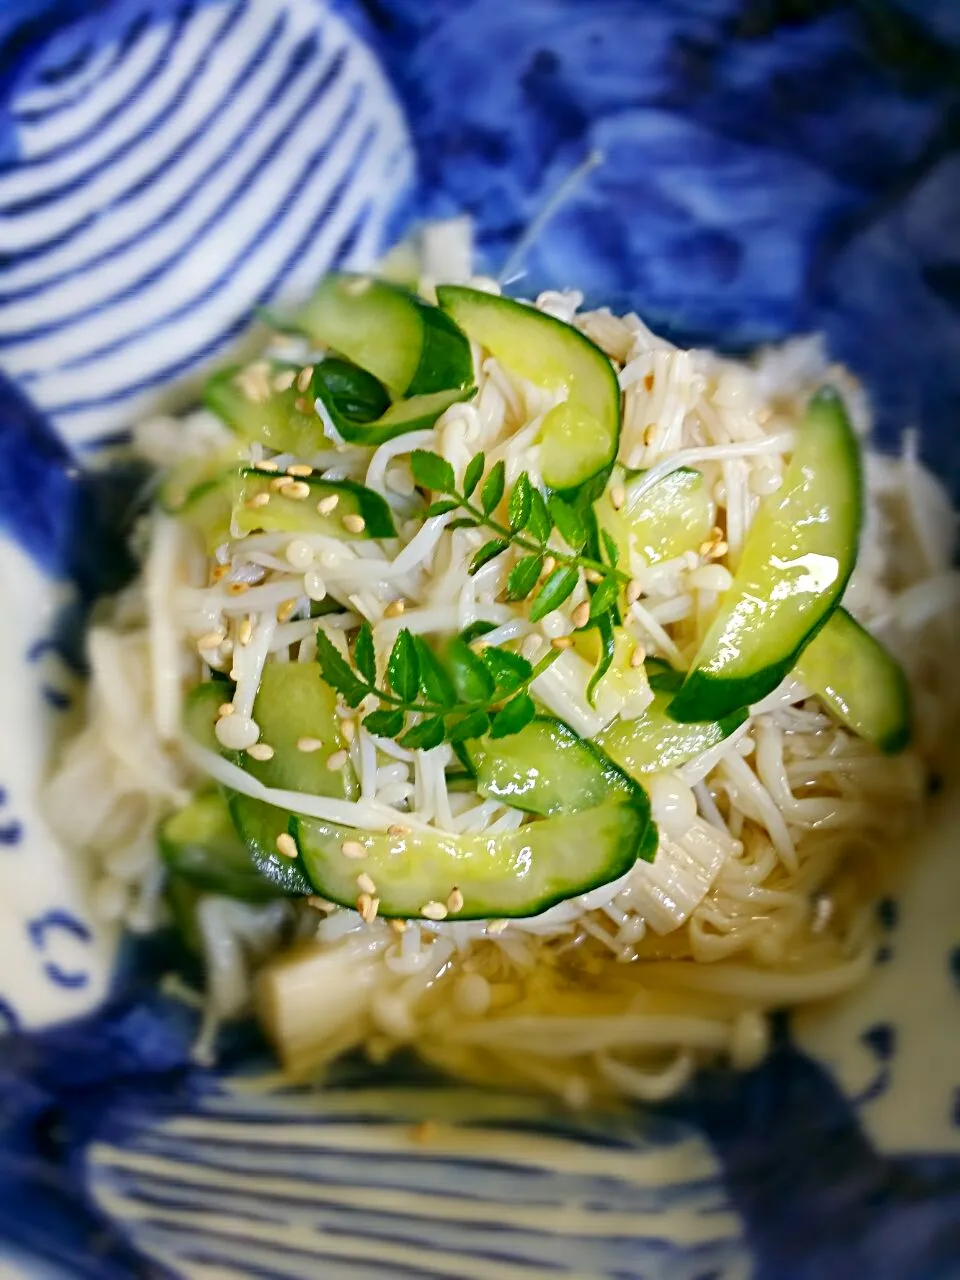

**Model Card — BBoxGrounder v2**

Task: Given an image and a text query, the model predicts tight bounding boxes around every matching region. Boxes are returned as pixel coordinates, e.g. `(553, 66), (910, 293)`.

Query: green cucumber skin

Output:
(795, 607), (912, 753)
(158, 790), (291, 903)
(406, 302), (475, 397)
(465, 715), (637, 816)
(204, 364), (321, 455)
(227, 793), (314, 896)
(436, 285), (621, 493)
(292, 792), (652, 921)
(669, 386), (863, 724)
(235, 469), (398, 539)
(313, 374), (476, 447)
(598, 693), (748, 777)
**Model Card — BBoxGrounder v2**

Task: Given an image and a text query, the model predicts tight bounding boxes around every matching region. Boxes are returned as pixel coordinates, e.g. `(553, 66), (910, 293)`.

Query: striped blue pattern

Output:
(0, 0), (413, 447)
(86, 1078), (750, 1279)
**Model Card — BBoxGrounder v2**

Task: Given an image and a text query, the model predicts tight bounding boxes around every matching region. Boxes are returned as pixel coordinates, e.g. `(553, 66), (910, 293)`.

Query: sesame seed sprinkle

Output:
(388, 919), (407, 934)
(340, 718), (356, 744)
(447, 887), (464, 914)
(270, 475), (295, 492)
(420, 901), (448, 921)
(255, 458), (281, 472)
(237, 616), (253, 646)
(551, 635), (574, 650)
(342, 513), (366, 534)
(630, 643), (646, 669)
(584, 568), (604, 585)
(246, 491), (270, 509)
(307, 895), (334, 912)
(217, 702), (235, 719)
(196, 630), (225, 651)
(286, 463), (313, 477)
(317, 494), (340, 516)
(341, 839), (367, 860)
(610, 483), (626, 510)
(275, 833), (298, 859)
(272, 370), (296, 392)
(487, 919), (508, 935)
(383, 599), (405, 619)
(571, 601), (591, 629)
(276, 598), (298, 623)
(626, 579), (642, 605)
(326, 749), (348, 771)
(246, 742), (275, 761)
(387, 824), (411, 837)
(297, 737), (324, 753)
(357, 892), (379, 924)
(284, 480), (311, 501)
(296, 365), (315, 393)
(541, 555), (556, 576)
(356, 871), (377, 896)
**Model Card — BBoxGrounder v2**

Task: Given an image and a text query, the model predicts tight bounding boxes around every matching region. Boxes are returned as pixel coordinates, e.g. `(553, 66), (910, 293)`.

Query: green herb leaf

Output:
(470, 538), (509, 574)
(459, 620), (497, 644)
(363, 707), (405, 738)
(589, 574), (620, 619)
(462, 451), (485, 500)
(354, 622), (377, 685)
(398, 715), (447, 751)
(412, 636), (457, 707)
(315, 630), (370, 706)
(481, 646), (533, 693)
(481, 460), (506, 514)
(548, 495), (586, 551)
(425, 499), (459, 517)
(529, 565), (579, 621)
(506, 554), (543, 601)
(446, 709), (492, 743)
(446, 637), (496, 703)
(508, 472), (532, 531)
(448, 516), (480, 531)
(387, 629), (419, 703)
(600, 528), (620, 568)
(586, 612), (616, 707)
(526, 487), (553, 543)
(410, 450), (455, 494)
(489, 692), (536, 739)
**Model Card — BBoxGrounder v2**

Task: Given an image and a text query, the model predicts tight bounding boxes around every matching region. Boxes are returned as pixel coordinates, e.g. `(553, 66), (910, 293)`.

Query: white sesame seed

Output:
(340, 718), (356, 744)
(584, 568), (604, 585)
(246, 742), (275, 761)
(387, 824), (411, 837)
(326, 749), (348, 771)
(447, 887), (464, 914)
(270, 474), (295, 492)
(275, 833), (298, 859)
(294, 397), (310, 413)
(541, 555), (557, 576)
(342, 839), (367, 860)
(237, 616), (253, 646)
(272, 370), (296, 392)
(710, 539), (729, 560)
(342, 513), (366, 535)
(296, 365), (315, 393)
(356, 871), (377, 895)
(630, 643), (646, 669)
(297, 736), (324, 753)
(388, 918), (407, 934)
(420, 901), (448, 921)
(487, 919), (508, 935)
(307, 895), (334, 912)
(285, 539), (315, 570)
(357, 892), (379, 924)
(304, 568), (327, 601)
(286, 463), (313, 477)
(284, 480), (311, 501)
(317, 493), (340, 516)
(571, 601), (591, 629)
(551, 635), (574, 651)
(276, 598), (298, 623)
(384, 599), (405, 619)
(255, 458), (281, 472)
(610, 483), (626, 511)
(626, 578), (642, 605)
(196, 630), (225, 651)
(246, 491), (271, 509)
(217, 702), (235, 719)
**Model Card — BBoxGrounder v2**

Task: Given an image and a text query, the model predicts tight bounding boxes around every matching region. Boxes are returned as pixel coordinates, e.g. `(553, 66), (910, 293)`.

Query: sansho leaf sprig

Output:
(411, 449), (633, 698)
(315, 624), (560, 748)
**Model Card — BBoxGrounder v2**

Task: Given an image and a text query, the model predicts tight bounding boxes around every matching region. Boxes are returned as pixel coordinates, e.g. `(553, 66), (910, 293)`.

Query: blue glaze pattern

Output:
(0, 1), (958, 1277)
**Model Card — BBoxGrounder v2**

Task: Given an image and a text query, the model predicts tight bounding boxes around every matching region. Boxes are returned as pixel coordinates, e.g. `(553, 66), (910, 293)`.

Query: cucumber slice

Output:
(232, 468), (396, 539)
(246, 663), (358, 800)
(596, 466), (714, 568)
(598, 689), (747, 777)
(292, 791), (650, 920)
(795, 607), (911, 752)
(465, 715), (634, 816)
(184, 681), (227, 752)
(292, 274), (473, 398)
(226, 793), (314, 896)
(669, 388), (862, 723)
(437, 286), (620, 491)
(314, 358), (475, 447)
(159, 790), (300, 901)
(204, 363), (323, 456)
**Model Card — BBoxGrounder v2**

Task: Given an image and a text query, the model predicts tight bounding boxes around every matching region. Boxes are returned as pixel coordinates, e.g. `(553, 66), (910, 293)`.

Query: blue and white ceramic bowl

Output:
(1, 2), (959, 1275)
